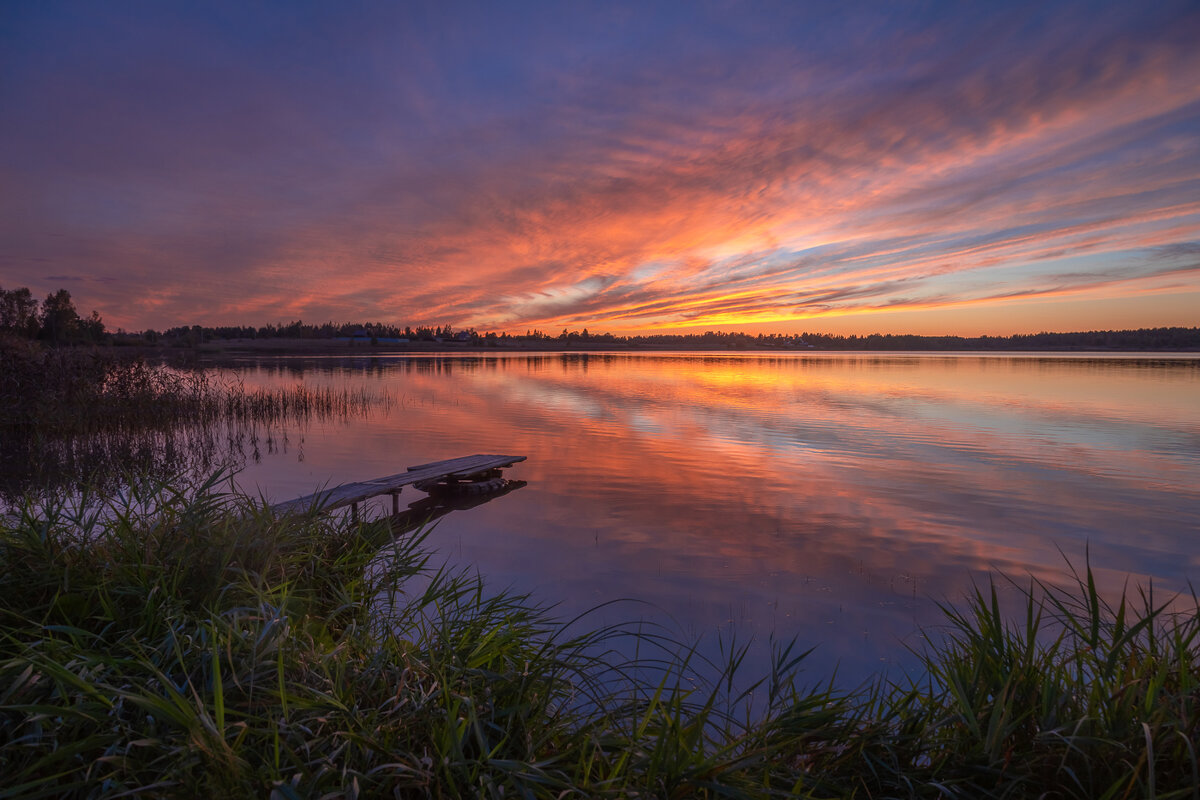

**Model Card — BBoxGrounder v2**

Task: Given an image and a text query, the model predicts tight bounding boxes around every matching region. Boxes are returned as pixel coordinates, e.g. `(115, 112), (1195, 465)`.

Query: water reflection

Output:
(0, 419), (314, 505)
(386, 479), (527, 536)
(0, 371), (386, 503)
(124, 354), (1200, 683)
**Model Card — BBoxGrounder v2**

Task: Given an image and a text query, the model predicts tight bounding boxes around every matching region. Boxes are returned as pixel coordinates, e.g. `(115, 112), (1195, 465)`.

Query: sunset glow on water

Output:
(215, 353), (1200, 685)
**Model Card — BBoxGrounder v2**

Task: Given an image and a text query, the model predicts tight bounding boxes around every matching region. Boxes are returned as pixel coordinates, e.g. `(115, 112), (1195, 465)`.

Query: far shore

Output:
(116, 336), (1200, 357)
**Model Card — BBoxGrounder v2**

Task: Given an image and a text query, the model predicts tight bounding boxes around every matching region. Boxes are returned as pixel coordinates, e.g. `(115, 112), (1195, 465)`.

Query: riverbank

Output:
(1, 476), (1196, 798)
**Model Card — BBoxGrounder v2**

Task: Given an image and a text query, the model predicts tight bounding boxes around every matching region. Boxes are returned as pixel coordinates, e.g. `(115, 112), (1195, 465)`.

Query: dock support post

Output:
(351, 503), (359, 524)
(389, 490), (401, 515)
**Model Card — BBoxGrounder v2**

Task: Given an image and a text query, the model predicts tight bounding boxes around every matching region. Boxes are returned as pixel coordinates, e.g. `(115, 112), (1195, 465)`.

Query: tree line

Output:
(4, 285), (1198, 350)
(0, 287), (106, 344)
(156, 320), (1200, 350)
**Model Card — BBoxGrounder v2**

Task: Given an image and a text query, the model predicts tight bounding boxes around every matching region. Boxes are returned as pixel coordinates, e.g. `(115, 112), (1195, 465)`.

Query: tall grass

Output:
(894, 571), (1200, 798)
(0, 338), (387, 500)
(0, 339), (383, 434)
(1, 474), (1197, 798)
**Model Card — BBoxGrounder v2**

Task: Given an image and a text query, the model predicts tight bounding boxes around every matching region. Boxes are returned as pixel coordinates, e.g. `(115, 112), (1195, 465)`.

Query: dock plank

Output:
(270, 454), (525, 515)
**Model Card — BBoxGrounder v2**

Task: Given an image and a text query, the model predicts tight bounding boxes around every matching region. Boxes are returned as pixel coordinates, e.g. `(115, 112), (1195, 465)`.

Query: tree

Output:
(80, 309), (106, 343)
(0, 287), (41, 337)
(40, 289), (82, 343)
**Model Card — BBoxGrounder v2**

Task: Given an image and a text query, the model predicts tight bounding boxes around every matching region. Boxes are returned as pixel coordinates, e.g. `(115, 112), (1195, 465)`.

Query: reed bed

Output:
(1, 475), (1197, 798)
(0, 340), (387, 500)
(0, 341), (383, 434)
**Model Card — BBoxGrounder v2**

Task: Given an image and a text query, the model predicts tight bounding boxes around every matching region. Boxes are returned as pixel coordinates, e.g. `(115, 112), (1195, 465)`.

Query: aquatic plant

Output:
(0, 338), (388, 500)
(0, 338), (382, 434)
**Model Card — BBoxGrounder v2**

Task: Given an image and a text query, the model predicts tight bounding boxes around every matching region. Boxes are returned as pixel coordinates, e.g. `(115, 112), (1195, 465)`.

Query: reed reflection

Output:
(0, 357), (390, 503)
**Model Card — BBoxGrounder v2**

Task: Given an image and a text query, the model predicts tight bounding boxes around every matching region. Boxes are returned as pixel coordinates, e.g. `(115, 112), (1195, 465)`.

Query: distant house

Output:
(454, 331), (472, 343)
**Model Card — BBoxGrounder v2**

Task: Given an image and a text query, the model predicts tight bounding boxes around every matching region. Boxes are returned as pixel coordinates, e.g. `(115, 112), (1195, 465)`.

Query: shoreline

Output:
(116, 336), (1200, 357)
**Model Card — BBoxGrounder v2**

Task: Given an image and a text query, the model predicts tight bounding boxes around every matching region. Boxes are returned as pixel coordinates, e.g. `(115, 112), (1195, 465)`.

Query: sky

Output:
(2, 0), (1199, 336)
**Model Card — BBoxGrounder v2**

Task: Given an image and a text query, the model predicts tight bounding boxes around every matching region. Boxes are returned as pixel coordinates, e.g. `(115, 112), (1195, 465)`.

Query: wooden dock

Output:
(271, 453), (526, 518)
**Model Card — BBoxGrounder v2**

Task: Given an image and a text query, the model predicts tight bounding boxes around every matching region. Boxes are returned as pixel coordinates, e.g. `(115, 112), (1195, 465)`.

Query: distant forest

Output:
(141, 320), (1200, 351)
(2, 286), (1198, 351)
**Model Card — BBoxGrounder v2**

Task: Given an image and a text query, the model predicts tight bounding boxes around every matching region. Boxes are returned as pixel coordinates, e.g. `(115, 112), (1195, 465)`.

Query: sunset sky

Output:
(2, 1), (1198, 336)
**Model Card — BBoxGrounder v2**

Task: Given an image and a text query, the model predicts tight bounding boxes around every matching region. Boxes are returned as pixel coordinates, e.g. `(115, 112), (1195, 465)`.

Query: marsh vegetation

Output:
(0, 336), (387, 501)
(0, 474), (1197, 798)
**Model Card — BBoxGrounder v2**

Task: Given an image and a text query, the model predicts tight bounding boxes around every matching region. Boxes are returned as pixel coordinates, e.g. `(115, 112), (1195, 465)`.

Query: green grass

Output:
(1, 475), (1197, 798)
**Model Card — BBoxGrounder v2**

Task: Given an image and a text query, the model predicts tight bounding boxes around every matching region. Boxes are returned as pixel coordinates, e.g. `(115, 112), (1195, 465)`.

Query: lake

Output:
(211, 351), (1200, 686)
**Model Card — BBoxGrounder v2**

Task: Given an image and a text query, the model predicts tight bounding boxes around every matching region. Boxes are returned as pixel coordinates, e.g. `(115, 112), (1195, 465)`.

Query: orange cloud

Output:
(4, 2), (1199, 335)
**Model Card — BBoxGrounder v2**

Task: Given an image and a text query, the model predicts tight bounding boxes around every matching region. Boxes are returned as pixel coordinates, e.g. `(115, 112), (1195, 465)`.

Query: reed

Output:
(0, 340), (383, 435)
(879, 569), (1200, 798)
(0, 474), (1196, 798)
(0, 339), (387, 500)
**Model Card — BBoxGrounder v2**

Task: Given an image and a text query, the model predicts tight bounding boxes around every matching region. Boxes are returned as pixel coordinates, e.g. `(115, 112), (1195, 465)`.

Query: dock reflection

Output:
(386, 480), (527, 538)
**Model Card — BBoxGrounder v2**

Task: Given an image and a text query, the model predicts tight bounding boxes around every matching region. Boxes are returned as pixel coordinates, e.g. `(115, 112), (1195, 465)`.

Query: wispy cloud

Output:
(1, 1), (1198, 333)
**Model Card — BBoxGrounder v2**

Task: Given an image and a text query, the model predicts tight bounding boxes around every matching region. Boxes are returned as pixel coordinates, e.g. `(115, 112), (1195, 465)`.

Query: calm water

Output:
(221, 352), (1200, 686)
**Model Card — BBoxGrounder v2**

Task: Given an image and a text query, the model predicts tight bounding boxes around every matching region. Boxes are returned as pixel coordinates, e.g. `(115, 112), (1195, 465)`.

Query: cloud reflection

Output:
(229, 353), (1200, 684)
